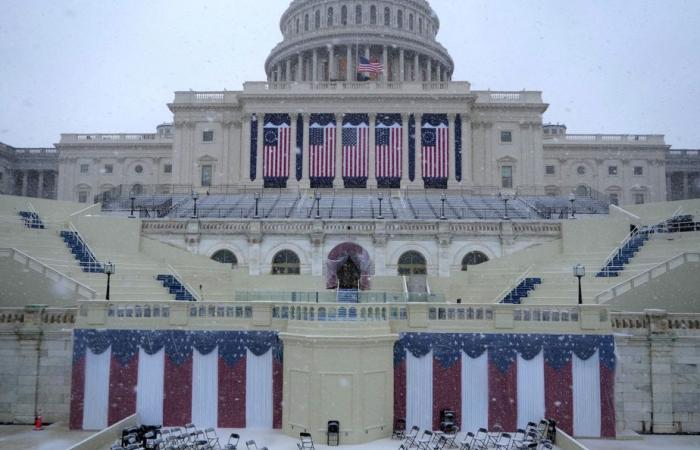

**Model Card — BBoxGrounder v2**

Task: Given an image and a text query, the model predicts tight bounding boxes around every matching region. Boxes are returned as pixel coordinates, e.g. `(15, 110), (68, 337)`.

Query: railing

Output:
(167, 264), (201, 301)
(235, 290), (433, 303)
(611, 310), (700, 334)
(76, 300), (611, 333)
(596, 252), (700, 304)
(60, 133), (171, 142)
(0, 306), (77, 327)
(543, 133), (665, 145)
(0, 248), (97, 299)
(241, 81), (472, 94)
(493, 266), (533, 303)
(474, 90), (543, 104)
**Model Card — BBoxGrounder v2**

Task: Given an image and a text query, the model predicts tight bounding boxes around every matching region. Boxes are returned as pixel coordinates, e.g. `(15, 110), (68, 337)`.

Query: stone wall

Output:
(0, 307), (75, 424)
(612, 310), (700, 433)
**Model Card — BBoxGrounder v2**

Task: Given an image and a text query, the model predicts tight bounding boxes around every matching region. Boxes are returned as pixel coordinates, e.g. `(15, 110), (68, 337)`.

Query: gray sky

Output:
(1, 0), (699, 148)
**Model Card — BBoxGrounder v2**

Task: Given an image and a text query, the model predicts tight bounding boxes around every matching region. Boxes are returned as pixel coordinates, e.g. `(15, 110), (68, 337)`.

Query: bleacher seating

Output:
(156, 274), (195, 301)
(60, 231), (104, 273)
(18, 211), (45, 229)
(596, 231), (650, 278)
(500, 277), (542, 304)
(337, 289), (359, 303)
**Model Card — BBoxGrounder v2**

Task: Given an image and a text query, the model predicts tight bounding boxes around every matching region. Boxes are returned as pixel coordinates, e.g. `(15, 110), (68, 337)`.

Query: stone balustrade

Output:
(59, 133), (172, 143)
(0, 306), (76, 328)
(544, 133), (666, 145)
(611, 309), (700, 335)
(241, 81), (471, 95)
(473, 90), (544, 104)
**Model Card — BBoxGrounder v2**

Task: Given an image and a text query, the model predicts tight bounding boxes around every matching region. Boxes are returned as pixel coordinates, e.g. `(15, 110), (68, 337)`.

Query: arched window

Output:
(398, 251), (427, 275)
(575, 185), (591, 197)
(304, 14), (309, 31)
(315, 10), (320, 29)
(131, 183), (143, 195)
(397, 10), (403, 29)
(384, 7), (391, 26)
(409, 13), (414, 31)
(461, 251), (489, 271)
(355, 5), (362, 24)
(212, 250), (238, 268)
(370, 5), (377, 24)
(341, 5), (347, 25)
(327, 7), (334, 26)
(272, 250), (301, 275)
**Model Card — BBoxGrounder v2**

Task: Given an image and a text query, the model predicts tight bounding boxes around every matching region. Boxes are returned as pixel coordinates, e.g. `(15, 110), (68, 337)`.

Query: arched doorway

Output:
(461, 251), (489, 271)
(337, 258), (361, 289)
(325, 242), (372, 290)
(397, 251), (427, 275)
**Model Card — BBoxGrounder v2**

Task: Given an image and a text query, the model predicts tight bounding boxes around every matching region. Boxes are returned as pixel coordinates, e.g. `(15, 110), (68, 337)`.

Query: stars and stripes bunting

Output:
(376, 122), (402, 179)
(342, 122), (369, 178)
(263, 123), (291, 179)
(421, 123), (449, 179)
(309, 122), (336, 178)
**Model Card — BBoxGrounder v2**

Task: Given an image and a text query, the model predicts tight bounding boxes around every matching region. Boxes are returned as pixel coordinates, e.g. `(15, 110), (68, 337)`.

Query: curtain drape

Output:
(461, 351), (488, 433)
(573, 350), (601, 437)
(517, 350), (545, 429)
(83, 347), (110, 430)
(191, 347), (218, 428)
(246, 349), (273, 428)
(406, 349), (433, 430)
(136, 348), (164, 426)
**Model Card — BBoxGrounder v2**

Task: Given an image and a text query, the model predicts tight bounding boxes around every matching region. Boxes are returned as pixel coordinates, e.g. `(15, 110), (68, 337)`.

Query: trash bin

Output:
(327, 420), (340, 446)
(440, 410), (456, 432)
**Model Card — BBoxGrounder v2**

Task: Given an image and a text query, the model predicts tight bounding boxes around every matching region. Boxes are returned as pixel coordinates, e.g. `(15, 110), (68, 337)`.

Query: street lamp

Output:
(254, 192), (260, 218)
(440, 192), (447, 220)
(569, 193), (576, 219)
(499, 192), (510, 220)
(377, 191), (384, 219)
(314, 191), (321, 219)
(129, 195), (136, 218)
(104, 261), (115, 300)
(573, 264), (585, 305)
(191, 191), (199, 219)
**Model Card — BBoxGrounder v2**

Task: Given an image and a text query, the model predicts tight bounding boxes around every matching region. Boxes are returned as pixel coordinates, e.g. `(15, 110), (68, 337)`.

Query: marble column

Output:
(312, 49), (318, 82)
(297, 53), (303, 81)
(37, 171), (44, 198)
(401, 113), (410, 189)
(346, 45), (352, 81)
(414, 53), (419, 82)
(255, 114), (264, 187)
(426, 58), (432, 82)
(241, 115), (251, 182)
(399, 49), (405, 82)
(415, 113), (423, 185)
(461, 114), (471, 186)
(382, 46), (388, 82)
(21, 170), (28, 196)
(448, 113), (457, 187)
(301, 113), (310, 188)
(334, 113), (343, 188)
(285, 59), (291, 82)
(368, 113), (377, 188)
(328, 45), (335, 81)
(289, 115), (298, 188)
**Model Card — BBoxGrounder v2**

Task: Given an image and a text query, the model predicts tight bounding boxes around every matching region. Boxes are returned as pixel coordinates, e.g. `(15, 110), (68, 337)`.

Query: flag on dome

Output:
(358, 56), (384, 74)
(342, 122), (369, 178)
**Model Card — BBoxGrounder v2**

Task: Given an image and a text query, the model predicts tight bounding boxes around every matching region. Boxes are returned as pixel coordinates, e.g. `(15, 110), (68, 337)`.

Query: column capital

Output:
(368, 112), (377, 120)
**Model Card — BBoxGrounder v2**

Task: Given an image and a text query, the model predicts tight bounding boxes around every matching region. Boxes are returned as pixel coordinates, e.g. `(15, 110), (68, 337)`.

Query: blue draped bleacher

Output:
(60, 231), (103, 273)
(156, 274), (195, 301)
(18, 211), (45, 229)
(501, 277), (542, 304)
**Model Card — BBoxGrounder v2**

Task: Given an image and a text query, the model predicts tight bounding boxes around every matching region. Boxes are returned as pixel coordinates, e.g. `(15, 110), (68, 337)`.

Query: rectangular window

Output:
(608, 166), (618, 176)
(164, 164), (172, 174)
(201, 164), (213, 187)
(634, 193), (645, 204)
(545, 165), (555, 175)
(80, 164), (89, 174)
(500, 131), (512, 143)
(78, 192), (88, 203)
(634, 166), (644, 176)
(501, 166), (513, 188)
(202, 130), (214, 142)
(104, 164), (113, 174)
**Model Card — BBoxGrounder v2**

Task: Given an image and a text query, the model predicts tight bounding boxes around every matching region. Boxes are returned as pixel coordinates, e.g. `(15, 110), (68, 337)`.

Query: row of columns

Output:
(270, 45), (450, 83)
(246, 113), (470, 189)
(14, 170), (56, 198)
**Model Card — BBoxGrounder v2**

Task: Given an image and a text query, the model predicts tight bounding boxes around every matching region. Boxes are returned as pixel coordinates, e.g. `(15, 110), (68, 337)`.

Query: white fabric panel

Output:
(517, 350), (545, 429)
(573, 350), (601, 437)
(191, 348), (219, 428)
(82, 347), (111, 430)
(461, 351), (488, 433)
(406, 350), (433, 431)
(246, 349), (273, 428)
(136, 348), (165, 426)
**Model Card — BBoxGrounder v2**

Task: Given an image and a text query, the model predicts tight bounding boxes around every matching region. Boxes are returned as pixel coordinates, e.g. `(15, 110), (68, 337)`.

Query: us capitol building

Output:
(1, 0), (697, 205)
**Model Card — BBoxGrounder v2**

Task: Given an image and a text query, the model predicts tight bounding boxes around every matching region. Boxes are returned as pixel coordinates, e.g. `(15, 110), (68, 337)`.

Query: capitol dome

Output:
(265, 0), (454, 83)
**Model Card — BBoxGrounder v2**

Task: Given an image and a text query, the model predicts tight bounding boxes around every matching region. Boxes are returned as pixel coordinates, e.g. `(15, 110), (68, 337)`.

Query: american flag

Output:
(422, 124), (449, 178)
(263, 124), (290, 178)
(342, 123), (369, 178)
(376, 123), (402, 178)
(358, 56), (384, 74)
(309, 123), (336, 178)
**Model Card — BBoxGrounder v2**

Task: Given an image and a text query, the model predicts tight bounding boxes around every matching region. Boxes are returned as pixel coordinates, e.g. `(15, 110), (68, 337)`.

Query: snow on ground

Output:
(578, 435), (700, 450)
(0, 424), (92, 450)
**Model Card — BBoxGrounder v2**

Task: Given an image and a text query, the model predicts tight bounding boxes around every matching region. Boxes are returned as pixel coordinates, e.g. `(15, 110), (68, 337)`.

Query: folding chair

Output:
(203, 427), (220, 449)
(224, 433), (240, 450)
(493, 432), (512, 450)
(299, 432), (315, 449)
(431, 435), (448, 450)
(486, 425), (503, 447)
(473, 428), (489, 449)
(402, 425), (420, 448)
(416, 430), (434, 450)
(245, 440), (268, 450)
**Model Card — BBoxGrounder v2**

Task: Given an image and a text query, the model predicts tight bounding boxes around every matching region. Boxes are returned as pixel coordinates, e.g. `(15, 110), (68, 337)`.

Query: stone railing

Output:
(76, 300), (610, 333)
(13, 148), (59, 156)
(474, 91), (544, 104)
(544, 133), (666, 145)
(242, 81), (471, 95)
(611, 309), (700, 336)
(596, 252), (699, 304)
(60, 133), (171, 143)
(0, 306), (76, 328)
(172, 91), (239, 105)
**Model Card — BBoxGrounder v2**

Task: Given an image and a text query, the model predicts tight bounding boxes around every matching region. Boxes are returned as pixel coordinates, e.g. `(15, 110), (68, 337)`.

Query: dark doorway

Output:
(337, 258), (361, 289)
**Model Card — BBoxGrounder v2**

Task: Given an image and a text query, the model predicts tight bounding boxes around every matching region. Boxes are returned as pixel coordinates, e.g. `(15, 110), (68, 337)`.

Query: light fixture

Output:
(573, 264), (585, 305)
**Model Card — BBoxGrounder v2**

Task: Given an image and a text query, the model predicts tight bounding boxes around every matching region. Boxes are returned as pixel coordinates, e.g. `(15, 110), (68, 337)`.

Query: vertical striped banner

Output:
(376, 123), (402, 178)
(192, 349), (218, 428)
(263, 124), (291, 179)
(136, 348), (165, 426)
(421, 124), (449, 179)
(309, 124), (336, 178)
(433, 354), (461, 431)
(83, 348), (110, 430)
(218, 353), (246, 428)
(163, 352), (192, 426)
(108, 354), (138, 425)
(342, 123), (369, 178)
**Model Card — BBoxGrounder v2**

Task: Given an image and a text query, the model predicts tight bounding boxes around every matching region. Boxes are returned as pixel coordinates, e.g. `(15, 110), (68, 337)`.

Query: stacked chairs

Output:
(112, 424), (224, 450)
(60, 230), (103, 272)
(18, 211), (45, 229)
(156, 274), (196, 301)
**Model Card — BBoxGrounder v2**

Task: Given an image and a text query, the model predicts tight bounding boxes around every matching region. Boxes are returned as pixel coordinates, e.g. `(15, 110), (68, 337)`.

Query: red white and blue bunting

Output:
(394, 333), (616, 438)
(70, 330), (283, 431)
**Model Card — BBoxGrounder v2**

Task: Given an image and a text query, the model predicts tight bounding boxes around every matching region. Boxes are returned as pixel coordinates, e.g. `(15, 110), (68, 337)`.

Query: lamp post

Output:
(569, 193), (576, 219)
(314, 191), (321, 219)
(104, 261), (115, 300)
(377, 191), (384, 219)
(573, 264), (585, 305)
(254, 192), (260, 218)
(191, 191), (199, 219)
(440, 192), (447, 220)
(129, 195), (136, 218)
(499, 192), (510, 220)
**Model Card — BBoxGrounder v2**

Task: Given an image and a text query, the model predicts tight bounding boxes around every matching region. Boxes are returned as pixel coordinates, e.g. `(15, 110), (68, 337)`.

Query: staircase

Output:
(156, 274), (195, 301)
(18, 211), (45, 229)
(500, 277), (542, 304)
(60, 231), (103, 273)
(596, 230), (650, 277)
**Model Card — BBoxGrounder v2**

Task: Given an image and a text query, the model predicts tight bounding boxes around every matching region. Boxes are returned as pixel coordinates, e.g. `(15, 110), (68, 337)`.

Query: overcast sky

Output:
(1, 0), (699, 148)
